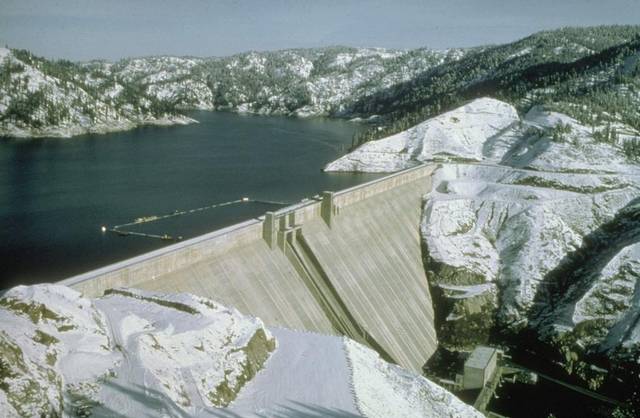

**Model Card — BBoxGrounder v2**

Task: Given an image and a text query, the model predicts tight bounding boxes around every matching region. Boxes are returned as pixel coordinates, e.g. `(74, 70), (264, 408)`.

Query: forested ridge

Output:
(1, 25), (639, 139)
(351, 25), (640, 146)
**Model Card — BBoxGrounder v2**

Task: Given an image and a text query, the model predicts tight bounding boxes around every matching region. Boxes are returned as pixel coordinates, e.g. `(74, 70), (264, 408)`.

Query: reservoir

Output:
(0, 111), (380, 288)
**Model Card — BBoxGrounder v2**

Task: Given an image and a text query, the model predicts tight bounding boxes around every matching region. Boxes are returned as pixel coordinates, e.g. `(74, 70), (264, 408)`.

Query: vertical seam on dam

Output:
(281, 237), (344, 335)
(291, 230), (397, 364)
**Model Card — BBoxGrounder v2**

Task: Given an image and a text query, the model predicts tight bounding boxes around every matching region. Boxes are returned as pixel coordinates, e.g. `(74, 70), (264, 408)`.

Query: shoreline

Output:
(0, 114), (199, 140)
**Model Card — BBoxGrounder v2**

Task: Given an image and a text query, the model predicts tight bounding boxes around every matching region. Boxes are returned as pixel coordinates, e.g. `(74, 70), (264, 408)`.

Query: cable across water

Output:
(101, 197), (291, 241)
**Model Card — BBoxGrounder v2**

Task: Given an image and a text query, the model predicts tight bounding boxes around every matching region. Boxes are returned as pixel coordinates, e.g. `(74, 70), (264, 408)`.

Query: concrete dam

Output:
(61, 164), (438, 372)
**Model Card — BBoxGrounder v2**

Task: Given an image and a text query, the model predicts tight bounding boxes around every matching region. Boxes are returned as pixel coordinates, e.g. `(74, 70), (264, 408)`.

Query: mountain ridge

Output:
(0, 45), (461, 138)
(3, 25), (640, 140)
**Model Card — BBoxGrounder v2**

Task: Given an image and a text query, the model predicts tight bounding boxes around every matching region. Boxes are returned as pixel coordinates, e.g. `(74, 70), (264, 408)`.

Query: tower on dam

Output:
(61, 164), (439, 373)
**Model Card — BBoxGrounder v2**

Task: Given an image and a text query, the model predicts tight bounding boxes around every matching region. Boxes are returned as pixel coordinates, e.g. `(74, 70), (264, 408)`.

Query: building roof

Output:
(465, 346), (497, 370)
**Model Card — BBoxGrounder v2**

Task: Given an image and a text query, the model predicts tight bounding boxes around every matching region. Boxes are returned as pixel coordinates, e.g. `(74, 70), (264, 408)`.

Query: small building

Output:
(462, 346), (499, 390)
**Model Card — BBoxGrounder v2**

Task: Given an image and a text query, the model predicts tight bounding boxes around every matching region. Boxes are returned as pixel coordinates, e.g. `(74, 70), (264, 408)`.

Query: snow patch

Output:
(345, 339), (482, 417)
(325, 98), (519, 172)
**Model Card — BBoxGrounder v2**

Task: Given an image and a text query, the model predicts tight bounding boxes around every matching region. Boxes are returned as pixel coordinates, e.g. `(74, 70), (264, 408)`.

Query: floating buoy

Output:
(104, 197), (291, 242)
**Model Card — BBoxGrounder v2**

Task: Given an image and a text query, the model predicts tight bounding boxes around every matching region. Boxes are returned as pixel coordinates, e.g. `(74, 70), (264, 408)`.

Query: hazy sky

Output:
(1, 0), (639, 61)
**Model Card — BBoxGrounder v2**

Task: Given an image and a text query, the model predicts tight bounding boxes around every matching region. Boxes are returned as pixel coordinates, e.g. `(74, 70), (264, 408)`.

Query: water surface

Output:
(1, 111), (380, 288)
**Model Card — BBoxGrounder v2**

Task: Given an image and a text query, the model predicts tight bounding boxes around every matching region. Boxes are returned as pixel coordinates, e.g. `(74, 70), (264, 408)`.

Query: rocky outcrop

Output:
(0, 284), (481, 417)
(419, 106), (640, 367)
(528, 199), (640, 385)
(422, 164), (640, 350)
(0, 285), (276, 416)
(570, 242), (640, 353)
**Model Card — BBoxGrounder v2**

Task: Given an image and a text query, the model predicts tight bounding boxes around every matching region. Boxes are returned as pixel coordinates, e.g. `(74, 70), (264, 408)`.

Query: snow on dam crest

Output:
(60, 164), (439, 372)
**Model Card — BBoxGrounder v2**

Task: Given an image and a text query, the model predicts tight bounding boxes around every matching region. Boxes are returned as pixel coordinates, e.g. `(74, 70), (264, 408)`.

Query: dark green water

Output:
(1, 111), (380, 288)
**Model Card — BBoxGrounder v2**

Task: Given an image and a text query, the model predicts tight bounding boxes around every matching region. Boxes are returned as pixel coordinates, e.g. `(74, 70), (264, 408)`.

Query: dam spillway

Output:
(60, 164), (438, 372)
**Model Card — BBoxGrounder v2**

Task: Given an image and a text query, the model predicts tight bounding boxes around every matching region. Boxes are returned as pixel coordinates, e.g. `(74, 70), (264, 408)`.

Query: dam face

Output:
(61, 164), (438, 372)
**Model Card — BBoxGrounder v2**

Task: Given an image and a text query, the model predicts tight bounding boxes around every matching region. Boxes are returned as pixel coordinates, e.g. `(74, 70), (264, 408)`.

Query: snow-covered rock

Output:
(325, 98), (520, 172)
(345, 340), (482, 418)
(0, 285), (481, 417)
(0, 285), (275, 417)
(422, 163), (640, 350)
(327, 97), (640, 372)
(418, 105), (640, 355)
(572, 242), (640, 352)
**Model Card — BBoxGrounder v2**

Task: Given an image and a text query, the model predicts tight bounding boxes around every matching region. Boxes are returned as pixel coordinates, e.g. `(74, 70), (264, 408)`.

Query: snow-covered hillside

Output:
(0, 48), (197, 138)
(348, 25), (640, 147)
(326, 97), (640, 386)
(0, 46), (460, 138)
(325, 98), (520, 172)
(3, 26), (639, 140)
(0, 285), (481, 417)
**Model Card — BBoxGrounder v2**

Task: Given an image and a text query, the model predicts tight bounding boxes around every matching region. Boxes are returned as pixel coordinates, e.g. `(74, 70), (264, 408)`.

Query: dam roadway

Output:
(60, 164), (439, 372)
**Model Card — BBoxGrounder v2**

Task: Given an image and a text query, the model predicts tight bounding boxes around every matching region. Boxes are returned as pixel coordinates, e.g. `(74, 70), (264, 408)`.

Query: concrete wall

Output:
(60, 164), (438, 372)
(299, 178), (437, 370)
(61, 219), (264, 297)
(139, 239), (337, 334)
(463, 348), (498, 390)
(333, 163), (435, 208)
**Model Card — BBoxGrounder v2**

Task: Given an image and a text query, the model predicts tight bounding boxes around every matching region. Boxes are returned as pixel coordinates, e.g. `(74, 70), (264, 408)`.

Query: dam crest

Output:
(61, 164), (439, 372)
